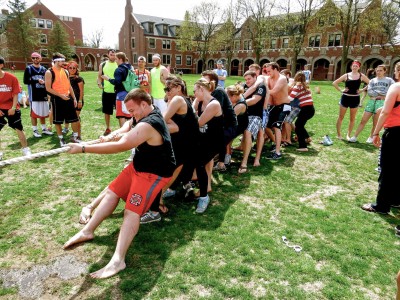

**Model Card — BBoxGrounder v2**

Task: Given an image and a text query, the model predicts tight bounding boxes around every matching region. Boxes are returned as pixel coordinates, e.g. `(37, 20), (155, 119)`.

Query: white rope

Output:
(0, 139), (101, 168)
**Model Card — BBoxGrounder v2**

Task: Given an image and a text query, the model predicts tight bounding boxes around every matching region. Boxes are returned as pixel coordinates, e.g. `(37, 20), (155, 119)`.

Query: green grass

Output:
(1, 71), (399, 299)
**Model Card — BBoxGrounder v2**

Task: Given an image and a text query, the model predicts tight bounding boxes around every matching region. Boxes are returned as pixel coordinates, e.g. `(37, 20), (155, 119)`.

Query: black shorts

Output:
(340, 94), (360, 109)
(102, 92), (116, 115)
(51, 96), (79, 124)
(267, 104), (290, 129)
(0, 109), (23, 131)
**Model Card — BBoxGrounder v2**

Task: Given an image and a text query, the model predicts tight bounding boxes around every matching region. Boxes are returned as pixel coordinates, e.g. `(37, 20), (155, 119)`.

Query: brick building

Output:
(119, 0), (400, 80)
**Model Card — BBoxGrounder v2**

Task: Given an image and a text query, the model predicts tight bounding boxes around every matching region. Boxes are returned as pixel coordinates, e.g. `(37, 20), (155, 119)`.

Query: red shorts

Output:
(108, 163), (170, 216)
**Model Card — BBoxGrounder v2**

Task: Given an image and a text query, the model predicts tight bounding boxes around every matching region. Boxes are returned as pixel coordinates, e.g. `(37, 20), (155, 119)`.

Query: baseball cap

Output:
(31, 52), (41, 58)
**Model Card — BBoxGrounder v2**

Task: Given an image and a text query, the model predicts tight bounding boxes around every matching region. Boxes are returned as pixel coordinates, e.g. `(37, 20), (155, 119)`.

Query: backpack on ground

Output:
(121, 65), (140, 92)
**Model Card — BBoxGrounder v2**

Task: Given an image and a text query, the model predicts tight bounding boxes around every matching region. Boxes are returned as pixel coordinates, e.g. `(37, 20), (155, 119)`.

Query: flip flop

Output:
(79, 206), (93, 224)
(238, 166), (248, 174)
(361, 203), (388, 214)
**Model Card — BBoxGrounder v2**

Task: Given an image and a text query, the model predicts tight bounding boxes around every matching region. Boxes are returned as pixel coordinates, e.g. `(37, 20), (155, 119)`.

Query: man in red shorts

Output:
(63, 88), (175, 279)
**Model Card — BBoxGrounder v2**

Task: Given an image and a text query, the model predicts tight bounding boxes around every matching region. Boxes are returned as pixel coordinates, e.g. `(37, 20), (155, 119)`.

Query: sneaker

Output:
(70, 136), (82, 143)
(33, 129), (42, 138)
(59, 138), (67, 147)
(163, 189), (176, 199)
(140, 211), (161, 224)
(224, 154), (231, 165)
(375, 167), (381, 173)
(62, 128), (69, 134)
(366, 137), (373, 144)
(266, 152), (282, 160)
(103, 128), (112, 136)
(41, 128), (54, 136)
(196, 195), (210, 213)
(22, 147), (32, 156)
(183, 182), (195, 198)
(348, 136), (357, 143)
(395, 225), (400, 233)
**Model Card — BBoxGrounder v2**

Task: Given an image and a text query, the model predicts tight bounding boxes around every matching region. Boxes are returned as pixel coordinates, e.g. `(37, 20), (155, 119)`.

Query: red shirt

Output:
(0, 72), (20, 109)
(384, 102), (400, 128)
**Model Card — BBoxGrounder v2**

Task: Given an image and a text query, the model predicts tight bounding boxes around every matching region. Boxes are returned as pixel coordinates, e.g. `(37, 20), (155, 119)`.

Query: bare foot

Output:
(90, 260), (126, 279)
(253, 160), (260, 167)
(63, 230), (94, 249)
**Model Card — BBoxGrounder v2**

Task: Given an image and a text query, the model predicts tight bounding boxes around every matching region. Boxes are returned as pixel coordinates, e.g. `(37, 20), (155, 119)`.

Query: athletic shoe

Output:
(22, 147), (32, 156)
(163, 189), (176, 199)
(42, 128), (54, 136)
(59, 138), (67, 147)
(196, 195), (210, 213)
(62, 128), (69, 134)
(103, 128), (112, 136)
(140, 211), (161, 224)
(224, 154), (231, 165)
(366, 137), (373, 144)
(183, 182), (195, 198)
(33, 129), (42, 138)
(70, 136), (82, 143)
(348, 136), (357, 143)
(395, 225), (400, 233)
(375, 167), (381, 173)
(266, 152), (282, 160)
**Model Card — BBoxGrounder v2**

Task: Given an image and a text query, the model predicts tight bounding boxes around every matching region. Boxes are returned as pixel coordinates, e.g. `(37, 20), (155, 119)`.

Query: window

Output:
(186, 55), (192, 66)
(133, 54), (137, 63)
(131, 38), (135, 48)
(271, 39), (277, 49)
(176, 55), (182, 65)
(329, 16), (336, 25)
(39, 34), (47, 44)
(147, 53), (153, 63)
(148, 23), (154, 34)
(149, 38), (155, 49)
(244, 40), (252, 50)
(360, 35), (365, 47)
(335, 34), (341, 46)
(176, 41), (181, 51)
(318, 18), (324, 27)
(40, 49), (48, 58)
(282, 38), (289, 48)
(309, 36), (315, 47)
(131, 24), (135, 32)
(30, 18), (36, 27)
(46, 20), (53, 29)
(234, 40), (240, 50)
(38, 19), (45, 28)
(162, 54), (171, 65)
(162, 39), (171, 50)
(309, 35), (321, 47)
(162, 24), (168, 35)
(39, 10), (42, 16)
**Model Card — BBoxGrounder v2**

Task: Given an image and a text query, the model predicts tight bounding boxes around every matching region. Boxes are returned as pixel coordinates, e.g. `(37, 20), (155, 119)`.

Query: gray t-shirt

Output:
(367, 77), (395, 98)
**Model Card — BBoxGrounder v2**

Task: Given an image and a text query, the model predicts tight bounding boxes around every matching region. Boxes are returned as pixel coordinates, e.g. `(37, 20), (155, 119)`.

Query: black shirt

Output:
(245, 84), (266, 118)
(212, 87), (238, 128)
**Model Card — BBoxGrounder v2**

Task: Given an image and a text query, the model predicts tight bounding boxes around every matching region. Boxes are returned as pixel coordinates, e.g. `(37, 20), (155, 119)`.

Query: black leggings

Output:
(295, 105), (315, 148)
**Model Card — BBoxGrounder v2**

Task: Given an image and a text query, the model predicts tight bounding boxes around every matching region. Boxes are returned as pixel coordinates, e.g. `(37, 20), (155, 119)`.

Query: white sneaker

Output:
(366, 137), (373, 144)
(22, 147), (32, 156)
(224, 154), (231, 165)
(33, 129), (42, 138)
(42, 128), (54, 136)
(348, 136), (357, 143)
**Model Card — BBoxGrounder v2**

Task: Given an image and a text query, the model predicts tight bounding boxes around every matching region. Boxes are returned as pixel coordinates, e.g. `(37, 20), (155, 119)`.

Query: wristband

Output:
(373, 133), (379, 136)
(82, 145), (85, 153)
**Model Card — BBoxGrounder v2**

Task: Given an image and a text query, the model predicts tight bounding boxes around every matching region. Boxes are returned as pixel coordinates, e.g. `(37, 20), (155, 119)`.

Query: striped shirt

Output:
(289, 84), (313, 107)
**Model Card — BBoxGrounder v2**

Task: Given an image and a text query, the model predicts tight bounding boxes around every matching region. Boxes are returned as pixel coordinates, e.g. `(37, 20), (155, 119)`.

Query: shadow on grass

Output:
(66, 167), (251, 299)
(346, 141), (377, 152)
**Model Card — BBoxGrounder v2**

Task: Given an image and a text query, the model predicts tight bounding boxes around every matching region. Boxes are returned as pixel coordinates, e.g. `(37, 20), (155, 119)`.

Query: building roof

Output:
(134, 13), (183, 37)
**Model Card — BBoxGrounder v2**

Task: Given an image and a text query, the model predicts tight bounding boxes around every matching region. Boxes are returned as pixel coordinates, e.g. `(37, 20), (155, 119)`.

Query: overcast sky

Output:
(1, 0), (233, 48)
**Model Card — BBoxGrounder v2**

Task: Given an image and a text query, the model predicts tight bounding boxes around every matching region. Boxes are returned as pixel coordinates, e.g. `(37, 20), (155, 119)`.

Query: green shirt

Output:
(150, 66), (166, 99)
(103, 61), (118, 93)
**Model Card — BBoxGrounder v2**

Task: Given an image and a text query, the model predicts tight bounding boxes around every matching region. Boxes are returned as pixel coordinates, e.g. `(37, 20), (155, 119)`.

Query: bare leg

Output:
(265, 127), (275, 143)
(397, 271), (400, 300)
(347, 107), (359, 138)
(55, 124), (62, 136)
(71, 121), (80, 136)
(240, 130), (252, 168)
(206, 160), (213, 192)
(63, 189), (120, 249)
(370, 111), (380, 138)
(162, 165), (183, 194)
(31, 117), (37, 127)
(79, 187), (108, 224)
(254, 129), (264, 167)
(274, 127), (282, 155)
(354, 111), (372, 138)
(15, 129), (28, 148)
(105, 114), (111, 129)
(118, 118), (127, 128)
(90, 209), (140, 279)
(336, 106), (347, 139)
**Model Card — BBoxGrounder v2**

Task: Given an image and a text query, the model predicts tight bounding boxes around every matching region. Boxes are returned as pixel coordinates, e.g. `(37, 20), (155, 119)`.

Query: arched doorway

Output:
(296, 59), (307, 72)
(276, 59), (287, 69)
(207, 59), (215, 70)
(243, 59), (254, 73)
(260, 58), (270, 68)
(71, 53), (81, 68)
(313, 59), (330, 80)
(197, 60), (204, 74)
(335, 60), (354, 79)
(84, 54), (96, 71)
(230, 59), (239, 76)
(364, 57), (384, 70)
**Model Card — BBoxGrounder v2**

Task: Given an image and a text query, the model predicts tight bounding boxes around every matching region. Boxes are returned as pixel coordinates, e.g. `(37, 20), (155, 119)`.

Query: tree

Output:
(5, 0), (39, 66)
(178, 2), (222, 72)
(47, 21), (73, 58)
(87, 28), (104, 48)
(382, 0), (400, 45)
(237, 0), (276, 64)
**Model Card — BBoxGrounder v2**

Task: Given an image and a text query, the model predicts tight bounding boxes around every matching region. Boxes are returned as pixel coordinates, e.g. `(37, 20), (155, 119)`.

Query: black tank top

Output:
(198, 99), (224, 146)
(345, 73), (362, 95)
(134, 107), (176, 177)
(212, 87), (238, 128)
(234, 99), (249, 135)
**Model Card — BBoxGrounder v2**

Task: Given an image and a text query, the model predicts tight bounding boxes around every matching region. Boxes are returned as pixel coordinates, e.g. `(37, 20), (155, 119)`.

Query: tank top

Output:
(345, 73), (362, 95)
(384, 102), (400, 128)
(133, 107), (176, 177)
(150, 66), (165, 99)
(234, 99), (249, 135)
(198, 99), (224, 147)
(103, 61), (118, 93)
(52, 68), (70, 95)
(212, 87), (238, 128)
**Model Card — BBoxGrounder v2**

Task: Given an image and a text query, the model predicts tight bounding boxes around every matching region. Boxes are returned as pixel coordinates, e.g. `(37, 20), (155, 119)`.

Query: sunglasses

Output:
(68, 67), (77, 70)
(164, 86), (172, 92)
(31, 57), (40, 60)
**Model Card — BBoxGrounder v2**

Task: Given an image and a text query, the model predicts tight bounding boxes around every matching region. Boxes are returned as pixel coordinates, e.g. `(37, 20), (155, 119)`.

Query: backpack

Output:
(121, 65), (140, 92)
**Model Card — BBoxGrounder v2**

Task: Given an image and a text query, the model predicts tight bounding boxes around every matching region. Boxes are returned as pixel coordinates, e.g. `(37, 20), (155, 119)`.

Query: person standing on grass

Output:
(302, 65), (312, 84)
(135, 56), (151, 94)
(0, 56), (31, 158)
(23, 52), (53, 138)
(63, 88), (175, 279)
(332, 60), (369, 141)
(150, 54), (169, 114)
(361, 63), (400, 214)
(97, 49), (117, 136)
(349, 65), (394, 143)
(213, 60), (228, 88)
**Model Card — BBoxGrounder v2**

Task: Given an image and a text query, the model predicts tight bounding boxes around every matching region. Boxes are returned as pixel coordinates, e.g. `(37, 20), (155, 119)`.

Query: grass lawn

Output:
(1, 71), (399, 299)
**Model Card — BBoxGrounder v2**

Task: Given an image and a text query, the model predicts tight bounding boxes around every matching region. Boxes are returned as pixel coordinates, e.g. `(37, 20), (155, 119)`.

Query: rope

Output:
(0, 139), (101, 168)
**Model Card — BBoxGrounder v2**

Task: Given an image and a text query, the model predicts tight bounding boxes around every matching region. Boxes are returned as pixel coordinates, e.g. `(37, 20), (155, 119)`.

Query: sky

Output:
(1, 0), (233, 48)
